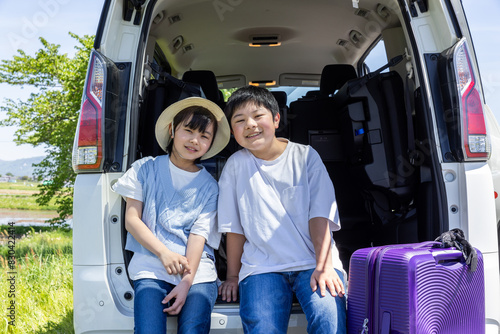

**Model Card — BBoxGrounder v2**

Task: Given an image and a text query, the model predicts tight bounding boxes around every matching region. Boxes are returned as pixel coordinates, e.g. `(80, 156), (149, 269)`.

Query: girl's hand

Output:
(218, 276), (239, 302)
(159, 248), (190, 275)
(162, 280), (191, 315)
(310, 266), (345, 298)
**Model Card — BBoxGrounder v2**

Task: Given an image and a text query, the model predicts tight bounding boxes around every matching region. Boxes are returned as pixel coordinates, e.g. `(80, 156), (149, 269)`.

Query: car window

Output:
(361, 39), (388, 75)
(269, 87), (312, 105)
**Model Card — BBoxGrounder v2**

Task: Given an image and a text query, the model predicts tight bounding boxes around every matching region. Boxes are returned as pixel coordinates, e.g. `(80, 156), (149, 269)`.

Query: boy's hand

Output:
(218, 276), (239, 302)
(159, 249), (190, 275)
(162, 280), (190, 315)
(310, 266), (345, 298)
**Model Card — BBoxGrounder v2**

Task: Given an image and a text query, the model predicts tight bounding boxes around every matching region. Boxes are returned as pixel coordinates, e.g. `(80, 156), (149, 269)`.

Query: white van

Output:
(72, 0), (500, 333)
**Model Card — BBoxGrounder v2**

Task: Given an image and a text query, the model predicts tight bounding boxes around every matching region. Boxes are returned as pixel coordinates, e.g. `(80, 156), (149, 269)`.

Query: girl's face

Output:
(170, 116), (215, 164)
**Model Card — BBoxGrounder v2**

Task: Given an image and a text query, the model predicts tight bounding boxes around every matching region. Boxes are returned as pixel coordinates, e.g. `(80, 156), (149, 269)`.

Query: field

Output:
(0, 182), (72, 333)
(0, 182), (58, 212)
(0, 225), (73, 333)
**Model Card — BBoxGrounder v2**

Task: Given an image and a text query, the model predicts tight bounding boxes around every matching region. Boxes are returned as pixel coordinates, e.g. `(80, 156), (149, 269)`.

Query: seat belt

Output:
(350, 53), (416, 163)
(349, 54), (404, 94)
(404, 59), (416, 164)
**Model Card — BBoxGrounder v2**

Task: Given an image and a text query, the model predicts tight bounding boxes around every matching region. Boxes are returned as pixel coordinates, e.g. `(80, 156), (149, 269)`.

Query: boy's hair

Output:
(224, 86), (280, 122)
(166, 105), (217, 157)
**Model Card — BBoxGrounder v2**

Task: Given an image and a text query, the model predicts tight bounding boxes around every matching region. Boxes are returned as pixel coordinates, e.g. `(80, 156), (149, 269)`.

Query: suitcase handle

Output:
(413, 241), (441, 249)
(431, 249), (464, 264)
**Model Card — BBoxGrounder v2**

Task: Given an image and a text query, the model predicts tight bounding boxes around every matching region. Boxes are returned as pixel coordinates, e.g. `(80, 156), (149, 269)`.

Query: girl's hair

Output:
(166, 105), (217, 158)
(224, 86), (279, 122)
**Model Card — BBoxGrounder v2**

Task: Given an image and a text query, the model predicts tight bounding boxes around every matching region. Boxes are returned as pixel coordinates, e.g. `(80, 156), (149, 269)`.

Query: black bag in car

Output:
(137, 73), (205, 158)
(334, 66), (416, 219)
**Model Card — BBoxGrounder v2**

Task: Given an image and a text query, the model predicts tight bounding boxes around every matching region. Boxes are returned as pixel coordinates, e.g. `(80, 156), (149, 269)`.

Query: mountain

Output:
(0, 156), (45, 177)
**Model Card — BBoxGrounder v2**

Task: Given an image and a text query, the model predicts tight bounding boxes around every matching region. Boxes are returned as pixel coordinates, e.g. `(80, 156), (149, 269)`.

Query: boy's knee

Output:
(301, 291), (346, 333)
(240, 309), (289, 334)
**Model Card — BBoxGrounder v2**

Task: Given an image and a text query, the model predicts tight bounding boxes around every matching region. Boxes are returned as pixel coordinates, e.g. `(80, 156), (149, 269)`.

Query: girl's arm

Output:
(309, 217), (345, 297)
(125, 198), (190, 275)
(218, 232), (246, 302)
(162, 233), (206, 315)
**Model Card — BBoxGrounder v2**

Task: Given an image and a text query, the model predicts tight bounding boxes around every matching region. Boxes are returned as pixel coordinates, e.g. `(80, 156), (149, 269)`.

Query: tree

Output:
(221, 88), (239, 102)
(0, 33), (94, 224)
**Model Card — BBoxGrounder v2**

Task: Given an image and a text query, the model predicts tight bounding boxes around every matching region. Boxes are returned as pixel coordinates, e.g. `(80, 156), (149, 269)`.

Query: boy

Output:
(218, 86), (346, 333)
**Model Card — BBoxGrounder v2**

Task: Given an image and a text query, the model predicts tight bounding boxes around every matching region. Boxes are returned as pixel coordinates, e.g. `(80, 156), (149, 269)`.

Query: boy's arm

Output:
(162, 233), (206, 315)
(125, 198), (190, 275)
(218, 232), (246, 302)
(309, 217), (345, 297)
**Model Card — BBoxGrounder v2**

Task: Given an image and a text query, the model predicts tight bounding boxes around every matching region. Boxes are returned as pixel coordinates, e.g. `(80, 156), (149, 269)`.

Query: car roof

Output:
(148, 0), (401, 86)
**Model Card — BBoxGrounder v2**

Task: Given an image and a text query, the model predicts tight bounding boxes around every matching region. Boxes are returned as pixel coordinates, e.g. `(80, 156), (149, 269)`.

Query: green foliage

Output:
(0, 33), (94, 224)
(221, 88), (239, 101)
(0, 224), (60, 236)
(0, 194), (57, 211)
(0, 226), (72, 259)
(0, 229), (73, 333)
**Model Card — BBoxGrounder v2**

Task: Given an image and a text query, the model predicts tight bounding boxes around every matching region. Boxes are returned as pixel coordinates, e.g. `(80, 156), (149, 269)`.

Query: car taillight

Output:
(454, 39), (489, 160)
(72, 52), (105, 172)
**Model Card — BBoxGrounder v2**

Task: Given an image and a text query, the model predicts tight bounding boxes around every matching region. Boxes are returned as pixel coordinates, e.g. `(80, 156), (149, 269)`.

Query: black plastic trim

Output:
(123, 0), (147, 23)
(444, 0), (462, 39)
(424, 53), (456, 162)
(103, 61), (131, 173)
(397, 0), (449, 235)
(127, 0), (157, 167)
(94, 0), (111, 50)
(414, 0), (428, 13)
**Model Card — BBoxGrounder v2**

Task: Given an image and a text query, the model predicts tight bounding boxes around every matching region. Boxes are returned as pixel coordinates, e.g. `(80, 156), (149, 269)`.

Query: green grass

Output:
(0, 225), (60, 238)
(0, 227), (74, 333)
(0, 182), (42, 191)
(0, 182), (57, 211)
(0, 194), (57, 211)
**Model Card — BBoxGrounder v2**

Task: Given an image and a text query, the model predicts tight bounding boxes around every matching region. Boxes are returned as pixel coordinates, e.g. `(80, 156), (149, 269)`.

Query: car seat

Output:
(182, 70), (226, 109)
(271, 90), (289, 138)
(137, 73), (205, 158)
(334, 70), (416, 219)
(287, 64), (373, 272)
(288, 64), (357, 145)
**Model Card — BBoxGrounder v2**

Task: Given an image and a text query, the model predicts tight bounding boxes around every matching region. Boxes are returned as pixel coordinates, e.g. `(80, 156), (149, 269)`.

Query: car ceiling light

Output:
(249, 35), (281, 47)
(249, 80), (277, 86)
(249, 42), (281, 47)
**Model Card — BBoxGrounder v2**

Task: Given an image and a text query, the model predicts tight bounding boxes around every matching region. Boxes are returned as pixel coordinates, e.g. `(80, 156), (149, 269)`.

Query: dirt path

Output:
(0, 208), (58, 219)
(0, 189), (38, 195)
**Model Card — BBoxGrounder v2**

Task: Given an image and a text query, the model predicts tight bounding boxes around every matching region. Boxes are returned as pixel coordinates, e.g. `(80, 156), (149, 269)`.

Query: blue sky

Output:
(0, 0), (105, 160)
(0, 0), (499, 161)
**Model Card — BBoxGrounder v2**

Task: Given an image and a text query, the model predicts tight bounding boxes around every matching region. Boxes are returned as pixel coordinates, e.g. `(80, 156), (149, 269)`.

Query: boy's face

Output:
(230, 102), (280, 155)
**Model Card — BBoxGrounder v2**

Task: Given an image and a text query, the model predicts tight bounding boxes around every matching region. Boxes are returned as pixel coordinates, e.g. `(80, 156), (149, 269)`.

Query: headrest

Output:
(320, 64), (357, 95)
(305, 90), (321, 98)
(182, 70), (220, 103)
(271, 91), (287, 108)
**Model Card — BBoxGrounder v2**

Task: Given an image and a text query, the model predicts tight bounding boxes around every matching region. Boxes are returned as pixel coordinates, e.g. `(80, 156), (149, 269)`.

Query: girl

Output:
(112, 97), (230, 334)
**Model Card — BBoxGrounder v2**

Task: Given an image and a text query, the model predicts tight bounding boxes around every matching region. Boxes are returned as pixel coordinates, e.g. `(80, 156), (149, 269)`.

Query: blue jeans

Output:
(133, 278), (217, 334)
(239, 268), (347, 334)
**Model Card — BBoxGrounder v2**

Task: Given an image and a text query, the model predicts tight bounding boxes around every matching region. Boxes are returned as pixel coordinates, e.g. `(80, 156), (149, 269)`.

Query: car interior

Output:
(125, 0), (443, 278)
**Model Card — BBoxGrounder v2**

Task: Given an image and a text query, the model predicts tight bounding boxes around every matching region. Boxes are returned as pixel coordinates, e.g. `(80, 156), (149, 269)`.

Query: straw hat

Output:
(155, 97), (230, 160)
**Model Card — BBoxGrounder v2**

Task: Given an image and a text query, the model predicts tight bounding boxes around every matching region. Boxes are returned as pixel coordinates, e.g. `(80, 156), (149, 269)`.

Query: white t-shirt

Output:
(218, 140), (343, 282)
(113, 158), (219, 285)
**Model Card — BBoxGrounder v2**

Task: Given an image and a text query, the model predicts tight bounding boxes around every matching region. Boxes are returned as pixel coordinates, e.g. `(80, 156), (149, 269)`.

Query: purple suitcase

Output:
(347, 242), (485, 334)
